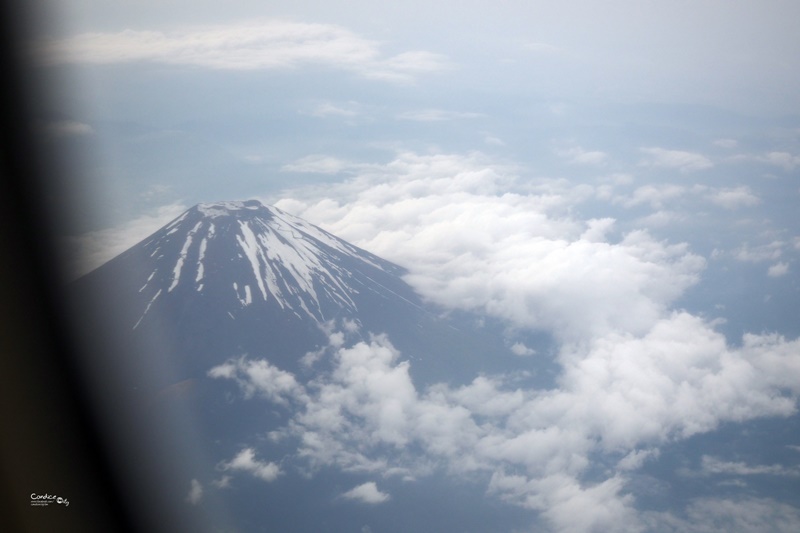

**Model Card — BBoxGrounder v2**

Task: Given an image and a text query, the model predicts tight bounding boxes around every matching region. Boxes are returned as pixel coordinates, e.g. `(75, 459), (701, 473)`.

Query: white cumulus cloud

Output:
(768, 261), (790, 277)
(510, 342), (536, 357)
(209, 356), (307, 405)
(222, 448), (281, 482)
(341, 482), (390, 504)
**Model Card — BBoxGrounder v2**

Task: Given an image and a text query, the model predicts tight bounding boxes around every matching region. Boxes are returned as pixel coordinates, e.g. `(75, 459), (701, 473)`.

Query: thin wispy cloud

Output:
(185, 479), (203, 505)
(733, 241), (784, 263)
(759, 151), (800, 171)
(522, 42), (563, 54)
(396, 109), (484, 122)
(35, 21), (449, 82)
(281, 155), (353, 174)
(615, 184), (687, 209)
(643, 497), (800, 533)
(39, 120), (93, 137)
(67, 202), (188, 278)
(713, 138), (738, 149)
(613, 182), (759, 213)
(640, 147), (713, 173)
(303, 101), (362, 118)
(707, 186), (761, 209)
(554, 145), (608, 166)
(701, 455), (800, 477)
(727, 151), (800, 171)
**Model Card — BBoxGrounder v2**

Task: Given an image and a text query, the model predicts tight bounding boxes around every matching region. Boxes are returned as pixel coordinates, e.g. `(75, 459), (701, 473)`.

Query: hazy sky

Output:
(30, 1), (800, 531)
(38, 0), (800, 113)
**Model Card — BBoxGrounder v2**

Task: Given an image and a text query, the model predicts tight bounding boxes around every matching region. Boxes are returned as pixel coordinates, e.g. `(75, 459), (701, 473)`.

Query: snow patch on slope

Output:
(169, 221), (202, 292)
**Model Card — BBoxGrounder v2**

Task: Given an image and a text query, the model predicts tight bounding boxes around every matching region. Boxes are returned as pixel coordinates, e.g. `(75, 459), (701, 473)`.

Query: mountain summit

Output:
(132, 199), (410, 326)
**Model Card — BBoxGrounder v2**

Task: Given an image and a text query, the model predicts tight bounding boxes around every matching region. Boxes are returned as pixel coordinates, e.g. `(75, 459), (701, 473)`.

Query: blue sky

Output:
(32, 1), (800, 531)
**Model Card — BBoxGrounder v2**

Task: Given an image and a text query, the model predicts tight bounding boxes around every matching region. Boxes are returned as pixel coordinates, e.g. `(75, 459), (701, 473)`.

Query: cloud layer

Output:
(275, 151), (705, 341)
(210, 318), (800, 532)
(212, 150), (800, 530)
(35, 21), (448, 82)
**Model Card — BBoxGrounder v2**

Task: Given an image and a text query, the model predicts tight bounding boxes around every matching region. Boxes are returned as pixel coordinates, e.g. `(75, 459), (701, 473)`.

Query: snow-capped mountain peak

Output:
(101, 200), (409, 330)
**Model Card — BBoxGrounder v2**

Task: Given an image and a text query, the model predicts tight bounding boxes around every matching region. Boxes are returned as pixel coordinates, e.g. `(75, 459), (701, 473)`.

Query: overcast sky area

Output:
(28, 1), (800, 531)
